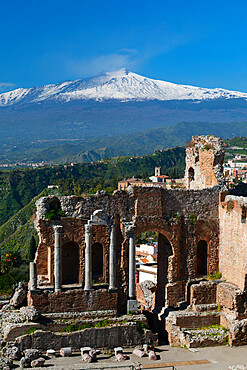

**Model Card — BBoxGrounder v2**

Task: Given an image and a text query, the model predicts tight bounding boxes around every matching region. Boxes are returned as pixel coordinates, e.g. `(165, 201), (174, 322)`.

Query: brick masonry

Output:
(28, 289), (118, 314)
(219, 196), (247, 291)
(31, 135), (247, 337)
(34, 185), (220, 312)
(190, 281), (217, 306)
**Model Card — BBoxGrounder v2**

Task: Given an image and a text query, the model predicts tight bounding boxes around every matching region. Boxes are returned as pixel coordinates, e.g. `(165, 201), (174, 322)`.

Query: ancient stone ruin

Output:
(7, 135), (247, 350)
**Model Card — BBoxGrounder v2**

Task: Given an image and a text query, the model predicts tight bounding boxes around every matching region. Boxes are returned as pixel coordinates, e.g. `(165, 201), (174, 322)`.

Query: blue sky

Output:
(0, 0), (247, 92)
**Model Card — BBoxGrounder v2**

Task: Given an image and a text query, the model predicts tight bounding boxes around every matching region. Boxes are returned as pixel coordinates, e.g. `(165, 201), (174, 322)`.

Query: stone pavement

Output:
(13, 345), (247, 369)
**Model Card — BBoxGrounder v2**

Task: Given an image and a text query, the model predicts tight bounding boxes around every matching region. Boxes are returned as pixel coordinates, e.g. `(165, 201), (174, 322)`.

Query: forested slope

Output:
(0, 146), (186, 227)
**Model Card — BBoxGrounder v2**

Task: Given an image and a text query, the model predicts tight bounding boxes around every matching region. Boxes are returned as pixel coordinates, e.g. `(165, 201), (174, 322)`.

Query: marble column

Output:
(109, 224), (117, 291)
(29, 262), (37, 291)
(84, 224), (92, 291)
(127, 223), (136, 299)
(53, 225), (63, 292)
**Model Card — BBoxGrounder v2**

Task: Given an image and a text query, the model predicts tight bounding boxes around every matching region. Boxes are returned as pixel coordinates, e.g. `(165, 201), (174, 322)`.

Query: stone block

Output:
(31, 358), (45, 367)
(127, 300), (139, 313)
(190, 281), (216, 306)
(165, 281), (185, 307)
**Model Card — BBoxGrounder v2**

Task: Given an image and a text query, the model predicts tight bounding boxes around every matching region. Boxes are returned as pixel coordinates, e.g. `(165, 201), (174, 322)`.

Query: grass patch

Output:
(62, 319), (128, 332)
(136, 321), (146, 334)
(207, 271), (222, 280)
(23, 327), (39, 335)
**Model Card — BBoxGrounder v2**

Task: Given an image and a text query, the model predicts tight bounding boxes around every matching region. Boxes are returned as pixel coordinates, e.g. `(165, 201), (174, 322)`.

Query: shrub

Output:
(45, 208), (65, 221)
(226, 200), (234, 213)
(188, 213), (196, 225)
(202, 144), (214, 151)
(207, 271), (222, 280)
(136, 321), (146, 334)
(95, 319), (112, 328)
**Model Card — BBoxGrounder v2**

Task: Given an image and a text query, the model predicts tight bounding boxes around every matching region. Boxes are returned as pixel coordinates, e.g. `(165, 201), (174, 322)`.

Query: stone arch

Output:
(135, 225), (174, 308)
(62, 241), (79, 284)
(196, 240), (208, 276)
(49, 197), (61, 212)
(92, 242), (104, 281)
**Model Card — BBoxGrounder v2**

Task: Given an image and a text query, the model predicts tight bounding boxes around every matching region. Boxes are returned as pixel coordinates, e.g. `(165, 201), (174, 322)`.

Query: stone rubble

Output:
(181, 326), (228, 348)
(19, 356), (31, 368)
(30, 357), (45, 367)
(1, 345), (21, 361)
(0, 357), (13, 370)
(23, 349), (42, 362)
(19, 307), (39, 322)
(9, 283), (27, 308)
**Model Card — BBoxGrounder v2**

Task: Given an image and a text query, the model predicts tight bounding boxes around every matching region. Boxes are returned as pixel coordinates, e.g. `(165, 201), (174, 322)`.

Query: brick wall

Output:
(34, 184), (220, 311)
(28, 289), (118, 314)
(165, 281), (185, 307)
(190, 281), (217, 305)
(219, 196), (247, 291)
(167, 311), (220, 329)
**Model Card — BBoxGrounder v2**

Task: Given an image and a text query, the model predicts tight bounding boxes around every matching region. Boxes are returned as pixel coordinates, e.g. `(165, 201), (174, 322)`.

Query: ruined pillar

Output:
(53, 225), (63, 292)
(125, 222), (139, 313)
(109, 224), (117, 291)
(84, 224), (93, 291)
(128, 224), (136, 299)
(29, 262), (37, 291)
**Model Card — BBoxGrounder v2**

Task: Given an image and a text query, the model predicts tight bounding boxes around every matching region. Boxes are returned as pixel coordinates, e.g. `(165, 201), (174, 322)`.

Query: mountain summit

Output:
(1, 69), (247, 107)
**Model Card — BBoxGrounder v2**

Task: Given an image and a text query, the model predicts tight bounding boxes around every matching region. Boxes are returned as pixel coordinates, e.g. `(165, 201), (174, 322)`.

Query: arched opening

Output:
(136, 230), (173, 309)
(197, 240), (208, 276)
(188, 167), (195, 182)
(92, 242), (103, 282)
(62, 242), (79, 284)
(136, 230), (173, 345)
(49, 198), (61, 212)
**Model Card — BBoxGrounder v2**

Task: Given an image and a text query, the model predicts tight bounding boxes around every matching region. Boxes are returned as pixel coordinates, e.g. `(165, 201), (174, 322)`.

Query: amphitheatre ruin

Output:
(2, 135), (247, 358)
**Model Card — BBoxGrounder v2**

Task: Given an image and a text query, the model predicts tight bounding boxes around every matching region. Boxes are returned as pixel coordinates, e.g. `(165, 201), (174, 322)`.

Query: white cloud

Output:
(67, 30), (199, 78)
(68, 51), (138, 77)
(0, 82), (15, 92)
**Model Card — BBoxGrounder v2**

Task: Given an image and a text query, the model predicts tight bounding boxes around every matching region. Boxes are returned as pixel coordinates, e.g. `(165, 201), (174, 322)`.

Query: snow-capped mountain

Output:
(1, 69), (247, 107)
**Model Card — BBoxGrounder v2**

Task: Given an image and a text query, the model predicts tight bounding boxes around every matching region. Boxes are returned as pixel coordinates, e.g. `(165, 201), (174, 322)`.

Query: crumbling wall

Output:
(34, 185), (220, 312)
(219, 195), (247, 291)
(28, 289), (118, 314)
(185, 135), (225, 190)
(15, 324), (155, 351)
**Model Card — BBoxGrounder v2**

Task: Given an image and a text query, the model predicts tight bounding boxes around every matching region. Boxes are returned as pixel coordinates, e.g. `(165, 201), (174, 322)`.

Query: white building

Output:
(137, 263), (157, 284)
(136, 243), (158, 284)
(136, 243), (158, 256)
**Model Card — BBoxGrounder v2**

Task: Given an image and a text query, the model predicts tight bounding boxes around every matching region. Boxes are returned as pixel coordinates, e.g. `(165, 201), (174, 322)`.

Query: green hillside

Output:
(225, 136), (247, 148)
(224, 136), (247, 158)
(0, 146), (185, 227)
(2, 121), (247, 166)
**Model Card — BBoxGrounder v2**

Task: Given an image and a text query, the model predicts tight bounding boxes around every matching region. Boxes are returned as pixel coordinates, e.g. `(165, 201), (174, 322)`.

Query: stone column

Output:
(109, 224), (117, 291)
(84, 224), (93, 291)
(128, 224), (136, 299)
(125, 222), (139, 313)
(53, 225), (63, 292)
(29, 262), (37, 291)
